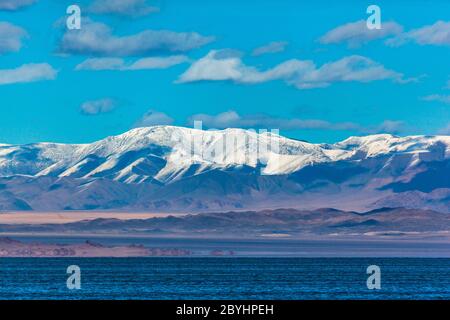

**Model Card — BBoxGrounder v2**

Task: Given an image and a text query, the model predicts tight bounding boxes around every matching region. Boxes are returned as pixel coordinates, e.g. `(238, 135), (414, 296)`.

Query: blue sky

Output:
(0, 0), (449, 144)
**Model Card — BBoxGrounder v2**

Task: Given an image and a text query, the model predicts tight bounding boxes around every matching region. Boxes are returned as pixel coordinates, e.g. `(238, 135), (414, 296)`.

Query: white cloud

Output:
(178, 50), (254, 83)
(0, 22), (27, 54)
(0, 0), (36, 11)
(75, 55), (189, 71)
(422, 94), (450, 105)
(252, 41), (288, 56)
(188, 110), (404, 134)
(375, 120), (405, 134)
(75, 58), (123, 71)
(0, 63), (57, 85)
(386, 21), (450, 47)
(128, 56), (189, 70)
(89, 0), (159, 17)
(59, 20), (214, 57)
(188, 110), (356, 131)
(81, 98), (116, 115)
(319, 20), (403, 48)
(135, 110), (174, 127)
(178, 50), (410, 89)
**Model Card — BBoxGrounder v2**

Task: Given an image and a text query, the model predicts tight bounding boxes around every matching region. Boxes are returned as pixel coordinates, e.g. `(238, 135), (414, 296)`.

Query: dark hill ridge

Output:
(0, 207), (448, 238)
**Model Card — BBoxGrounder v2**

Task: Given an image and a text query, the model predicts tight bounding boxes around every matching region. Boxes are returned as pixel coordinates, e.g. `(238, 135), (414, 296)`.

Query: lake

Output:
(0, 258), (449, 300)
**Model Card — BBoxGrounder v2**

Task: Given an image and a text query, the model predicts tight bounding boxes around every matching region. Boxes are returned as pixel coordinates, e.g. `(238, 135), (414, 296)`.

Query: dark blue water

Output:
(0, 258), (449, 300)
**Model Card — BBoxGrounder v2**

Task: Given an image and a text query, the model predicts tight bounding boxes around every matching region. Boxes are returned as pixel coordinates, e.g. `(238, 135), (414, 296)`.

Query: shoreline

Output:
(0, 237), (191, 258)
(1, 235), (449, 258)
(0, 211), (188, 224)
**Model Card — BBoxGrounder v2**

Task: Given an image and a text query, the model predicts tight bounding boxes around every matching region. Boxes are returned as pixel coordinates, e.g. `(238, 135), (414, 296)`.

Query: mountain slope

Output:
(0, 126), (449, 212)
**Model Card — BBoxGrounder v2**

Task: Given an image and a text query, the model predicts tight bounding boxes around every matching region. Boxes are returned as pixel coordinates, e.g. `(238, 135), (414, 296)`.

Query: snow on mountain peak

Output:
(337, 134), (450, 158)
(0, 126), (449, 183)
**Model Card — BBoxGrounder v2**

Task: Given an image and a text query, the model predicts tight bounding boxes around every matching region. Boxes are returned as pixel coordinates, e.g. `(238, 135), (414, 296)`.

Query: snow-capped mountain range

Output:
(0, 126), (449, 212)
